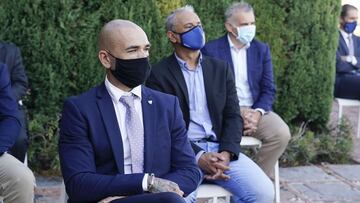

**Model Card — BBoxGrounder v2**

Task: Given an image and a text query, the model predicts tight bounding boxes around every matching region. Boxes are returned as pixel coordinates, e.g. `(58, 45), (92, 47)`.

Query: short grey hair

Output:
(166, 5), (195, 32)
(225, 2), (254, 22)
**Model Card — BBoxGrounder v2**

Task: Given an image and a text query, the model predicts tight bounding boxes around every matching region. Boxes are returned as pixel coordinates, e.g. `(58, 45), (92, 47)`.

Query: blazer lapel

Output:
(141, 87), (156, 172)
(246, 43), (257, 88)
(96, 83), (124, 173)
(201, 57), (216, 125)
(352, 34), (358, 56)
(219, 35), (235, 75)
(339, 32), (349, 55)
(168, 54), (190, 104)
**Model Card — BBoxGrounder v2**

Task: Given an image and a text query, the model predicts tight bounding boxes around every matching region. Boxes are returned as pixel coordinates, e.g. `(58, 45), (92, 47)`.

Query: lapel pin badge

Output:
(148, 100), (153, 105)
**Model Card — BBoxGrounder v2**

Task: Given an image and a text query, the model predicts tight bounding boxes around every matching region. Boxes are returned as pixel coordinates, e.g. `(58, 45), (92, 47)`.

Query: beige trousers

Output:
(252, 111), (291, 177)
(0, 153), (35, 203)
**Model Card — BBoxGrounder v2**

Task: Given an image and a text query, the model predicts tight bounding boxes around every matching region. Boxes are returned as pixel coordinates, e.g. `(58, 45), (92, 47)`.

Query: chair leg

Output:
(275, 160), (280, 203)
(357, 107), (360, 138)
(225, 195), (231, 203)
(338, 104), (343, 125)
(24, 153), (28, 167)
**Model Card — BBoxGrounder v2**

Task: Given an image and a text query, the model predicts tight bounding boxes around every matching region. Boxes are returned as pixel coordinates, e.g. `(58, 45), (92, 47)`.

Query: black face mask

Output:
(107, 52), (151, 88)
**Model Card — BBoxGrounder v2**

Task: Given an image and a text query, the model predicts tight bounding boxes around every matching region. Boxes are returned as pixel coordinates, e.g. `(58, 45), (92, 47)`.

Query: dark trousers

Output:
(110, 192), (185, 203)
(9, 107), (28, 162)
(335, 74), (360, 100)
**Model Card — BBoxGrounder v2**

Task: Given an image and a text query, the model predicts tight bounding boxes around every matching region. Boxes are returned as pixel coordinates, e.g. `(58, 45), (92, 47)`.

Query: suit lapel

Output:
(141, 87), (155, 172)
(246, 43), (257, 88)
(96, 83), (124, 173)
(352, 35), (358, 56)
(339, 32), (349, 55)
(219, 35), (235, 75)
(201, 57), (216, 125)
(168, 54), (190, 104)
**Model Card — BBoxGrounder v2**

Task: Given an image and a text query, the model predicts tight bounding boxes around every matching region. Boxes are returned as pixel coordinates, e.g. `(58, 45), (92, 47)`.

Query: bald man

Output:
(58, 19), (201, 203)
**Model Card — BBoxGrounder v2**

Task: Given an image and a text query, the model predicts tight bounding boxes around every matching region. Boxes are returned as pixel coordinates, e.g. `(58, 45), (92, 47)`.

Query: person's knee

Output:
(276, 123), (291, 147)
(13, 166), (35, 191)
(159, 192), (185, 203)
(256, 178), (275, 203)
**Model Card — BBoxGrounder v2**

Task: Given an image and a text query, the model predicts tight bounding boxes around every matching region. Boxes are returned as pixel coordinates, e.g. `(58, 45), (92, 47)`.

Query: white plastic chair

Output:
(197, 184), (232, 203)
(240, 136), (280, 203)
(335, 98), (360, 138)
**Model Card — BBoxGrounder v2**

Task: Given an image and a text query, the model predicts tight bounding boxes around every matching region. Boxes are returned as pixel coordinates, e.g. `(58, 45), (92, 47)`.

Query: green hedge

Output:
(0, 0), (341, 173)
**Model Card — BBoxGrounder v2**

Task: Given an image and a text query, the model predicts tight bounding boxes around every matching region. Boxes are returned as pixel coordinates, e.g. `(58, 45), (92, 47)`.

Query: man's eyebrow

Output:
(124, 44), (151, 50)
(124, 45), (140, 51)
(184, 22), (196, 27)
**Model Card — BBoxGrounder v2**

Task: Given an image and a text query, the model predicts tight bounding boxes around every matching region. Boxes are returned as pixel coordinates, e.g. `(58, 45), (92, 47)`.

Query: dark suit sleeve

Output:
(59, 98), (145, 202)
(161, 97), (201, 196)
(252, 44), (276, 111)
(0, 64), (20, 153)
(8, 46), (28, 101)
(146, 71), (204, 155)
(336, 50), (357, 73)
(218, 63), (242, 160)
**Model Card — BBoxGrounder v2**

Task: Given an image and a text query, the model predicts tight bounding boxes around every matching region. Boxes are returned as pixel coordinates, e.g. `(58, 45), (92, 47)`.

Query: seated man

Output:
(0, 63), (35, 203)
(202, 1), (291, 177)
(147, 5), (274, 203)
(59, 19), (201, 203)
(335, 4), (360, 100)
(0, 42), (29, 162)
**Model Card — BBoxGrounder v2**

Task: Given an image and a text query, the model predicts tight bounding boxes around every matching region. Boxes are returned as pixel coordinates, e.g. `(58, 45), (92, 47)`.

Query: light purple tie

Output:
(120, 94), (144, 173)
(348, 35), (354, 56)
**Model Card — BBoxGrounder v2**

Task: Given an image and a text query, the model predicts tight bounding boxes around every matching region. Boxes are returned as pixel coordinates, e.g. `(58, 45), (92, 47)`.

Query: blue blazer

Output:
(0, 63), (20, 154)
(336, 32), (360, 74)
(59, 83), (201, 203)
(202, 35), (276, 111)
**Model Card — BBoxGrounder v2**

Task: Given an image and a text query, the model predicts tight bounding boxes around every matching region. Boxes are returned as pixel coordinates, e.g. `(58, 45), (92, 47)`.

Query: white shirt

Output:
(105, 77), (148, 190)
(340, 29), (358, 65)
(227, 34), (253, 107)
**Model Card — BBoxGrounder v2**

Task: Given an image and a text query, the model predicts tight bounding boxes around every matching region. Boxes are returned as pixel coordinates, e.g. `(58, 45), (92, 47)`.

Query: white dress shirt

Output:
(104, 77), (148, 190)
(228, 34), (253, 107)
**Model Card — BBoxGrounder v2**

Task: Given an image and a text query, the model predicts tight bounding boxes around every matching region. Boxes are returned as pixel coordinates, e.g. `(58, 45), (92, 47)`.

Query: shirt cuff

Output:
(196, 150), (206, 164)
(351, 56), (358, 66)
(255, 108), (266, 116)
(142, 173), (149, 191)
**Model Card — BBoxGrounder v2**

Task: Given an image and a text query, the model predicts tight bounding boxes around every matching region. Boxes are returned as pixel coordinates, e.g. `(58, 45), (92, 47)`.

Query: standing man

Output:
(147, 6), (274, 203)
(0, 42), (29, 162)
(0, 63), (35, 203)
(202, 2), (291, 177)
(59, 19), (201, 203)
(335, 4), (360, 99)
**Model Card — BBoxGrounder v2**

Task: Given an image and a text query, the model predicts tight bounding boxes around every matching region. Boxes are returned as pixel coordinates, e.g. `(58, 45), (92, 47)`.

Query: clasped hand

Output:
(148, 177), (184, 197)
(241, 109), (261, 136)
(198, 151), (231, 181)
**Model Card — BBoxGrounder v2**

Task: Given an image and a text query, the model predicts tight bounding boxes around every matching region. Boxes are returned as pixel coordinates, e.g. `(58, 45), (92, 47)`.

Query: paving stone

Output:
(327, 164), (360, 182)
(280, 185), (306, 203)
(280, 166), (336, 183)
(288, 181), (360, 202)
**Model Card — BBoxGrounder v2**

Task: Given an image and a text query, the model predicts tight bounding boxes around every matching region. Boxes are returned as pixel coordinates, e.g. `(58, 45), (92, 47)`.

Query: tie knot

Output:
(119, 94), (135, 108)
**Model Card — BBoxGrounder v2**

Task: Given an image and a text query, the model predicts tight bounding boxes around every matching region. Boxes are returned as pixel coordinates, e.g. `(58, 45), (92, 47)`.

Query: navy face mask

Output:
(344, 21), (357, 33)
(107, 51), (151, 88)
(174, 25), (205, 50)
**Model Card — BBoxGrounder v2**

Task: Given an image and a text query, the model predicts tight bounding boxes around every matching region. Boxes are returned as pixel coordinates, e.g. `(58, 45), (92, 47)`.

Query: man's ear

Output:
(167, 31), (178, 43)
(225, 22), (236, 36)
(98, 50), (112, 70)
